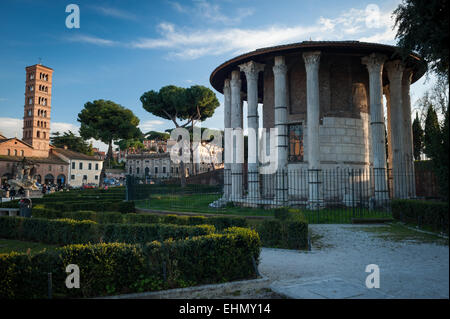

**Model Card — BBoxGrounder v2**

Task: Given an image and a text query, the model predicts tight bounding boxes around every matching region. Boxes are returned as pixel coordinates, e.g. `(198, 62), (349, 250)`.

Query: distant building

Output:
(52, 147), (103, 187)
(0, 64), (102, 187)
(125, 141), (223, 180)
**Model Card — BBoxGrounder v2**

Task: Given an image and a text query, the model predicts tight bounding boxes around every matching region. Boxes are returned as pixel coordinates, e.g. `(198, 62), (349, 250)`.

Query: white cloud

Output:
(90, 6), (138, 21)
(0, 117), (22, 139)
(169, 0), (254, 25)
(131, 3), (399, 59)
(64, 3), (399, 59)
(0, 118), (109, 152)
(67, 34), (118, 46)
(139, 119), (166, 132)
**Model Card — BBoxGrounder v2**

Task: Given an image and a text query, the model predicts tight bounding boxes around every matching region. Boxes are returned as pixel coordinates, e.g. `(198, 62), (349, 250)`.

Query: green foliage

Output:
(50, 131), (94, 155)
(256, 210), (309, 250)
(0, 216), (214, 245)
(394, 0), (449, 76)
(424, 104), (441, 158)
(144, 131), (170, 141)
(77, 99), (142, 168)
(0, 228), (261, 298)
(392, 199), (449, 233)
(412, 112), (424, 160)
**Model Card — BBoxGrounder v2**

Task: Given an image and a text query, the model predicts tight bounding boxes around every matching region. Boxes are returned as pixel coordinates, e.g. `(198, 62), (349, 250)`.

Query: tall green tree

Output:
(77, 99), (142, 183)
(412, 112), (424, 160)
(394, 0), (449, 77)
(50, 131), (94, 155)
(140, 85), (219, 186)
(423, 105), (441, 159)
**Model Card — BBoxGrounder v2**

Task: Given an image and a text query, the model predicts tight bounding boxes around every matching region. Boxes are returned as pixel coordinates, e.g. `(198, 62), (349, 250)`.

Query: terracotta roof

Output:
(0, 154), (68, 164)
(0, 137), (34, 148)
(209, 40), (427, 98)
(52, 148), (103, 161)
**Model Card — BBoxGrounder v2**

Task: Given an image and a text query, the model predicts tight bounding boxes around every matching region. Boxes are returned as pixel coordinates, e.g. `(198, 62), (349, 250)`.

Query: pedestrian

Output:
(42, 184), (47, 195)
(10, 187), (16, 200)
(18, 186), (25, 197)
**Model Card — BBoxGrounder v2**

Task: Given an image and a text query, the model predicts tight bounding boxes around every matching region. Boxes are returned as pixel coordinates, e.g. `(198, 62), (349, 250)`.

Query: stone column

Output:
(273, 56), (288, 205)
(385, 60), (407, 199)
(384, 85), (393, 196)
(223, 78), (232, 200)
(240, 61), (265, 201)
(230, 70), (243, 200)
(362, 53), (389, 204)
(303, 51), (322, 209)
(402, 68), (416, 198)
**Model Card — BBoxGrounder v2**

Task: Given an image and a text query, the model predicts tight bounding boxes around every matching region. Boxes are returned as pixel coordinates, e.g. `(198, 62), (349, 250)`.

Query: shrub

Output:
(257, 212), (308, 250)
(0, 227), (261, 298)
(0, 217), (215, 245)
(391, 199), (449, 233)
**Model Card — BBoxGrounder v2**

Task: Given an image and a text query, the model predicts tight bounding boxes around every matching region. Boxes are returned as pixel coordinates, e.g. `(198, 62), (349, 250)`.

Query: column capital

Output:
(361, 53), (387, 74)
(302, 51), (321, 69)
(273, 56), (287, 76)
(385, 60), (405, 82)
(239, 61), (265, 82)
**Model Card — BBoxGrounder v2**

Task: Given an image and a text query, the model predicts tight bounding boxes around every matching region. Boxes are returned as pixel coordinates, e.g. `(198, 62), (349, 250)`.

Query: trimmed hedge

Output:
(31, 208), (247, 231)
(0, 216), (215, 245)
(0, 227), (260, 298)
(391, 199), (449, 233)
(43, 200), (134, 213)
(256, 210), (309, 250)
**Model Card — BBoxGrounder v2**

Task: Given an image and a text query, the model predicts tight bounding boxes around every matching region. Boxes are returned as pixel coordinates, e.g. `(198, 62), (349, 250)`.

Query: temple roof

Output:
(209, 40), (427, 98)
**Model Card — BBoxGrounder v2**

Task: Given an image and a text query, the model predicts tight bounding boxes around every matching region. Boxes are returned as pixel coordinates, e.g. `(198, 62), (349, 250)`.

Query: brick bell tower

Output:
(22, 64), (53, 158)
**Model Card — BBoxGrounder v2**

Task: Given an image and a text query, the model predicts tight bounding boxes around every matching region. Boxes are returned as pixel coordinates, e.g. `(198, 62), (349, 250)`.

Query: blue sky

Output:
(0, 0), (436, 151)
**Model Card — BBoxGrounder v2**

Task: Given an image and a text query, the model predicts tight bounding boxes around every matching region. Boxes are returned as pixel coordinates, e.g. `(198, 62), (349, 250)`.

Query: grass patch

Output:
(0, 238), (58, 255)
(134, 195), (275, 217)
(352, 223), (449, 245)
(134, 194), (392, 223)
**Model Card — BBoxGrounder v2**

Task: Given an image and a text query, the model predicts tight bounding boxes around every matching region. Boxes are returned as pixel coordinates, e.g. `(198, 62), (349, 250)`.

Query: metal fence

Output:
(126, 167), (442, 223)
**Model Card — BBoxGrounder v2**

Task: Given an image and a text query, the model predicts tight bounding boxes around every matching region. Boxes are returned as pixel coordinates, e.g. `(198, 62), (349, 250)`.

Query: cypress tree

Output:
(412, 112), (424, 160)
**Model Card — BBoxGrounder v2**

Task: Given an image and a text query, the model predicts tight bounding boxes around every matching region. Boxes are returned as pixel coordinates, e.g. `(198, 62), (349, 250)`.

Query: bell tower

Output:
(23, 64), (53, 157)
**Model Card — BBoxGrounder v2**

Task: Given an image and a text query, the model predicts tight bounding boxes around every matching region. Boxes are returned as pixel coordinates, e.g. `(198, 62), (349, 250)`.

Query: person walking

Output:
(10, 187), (16, 200)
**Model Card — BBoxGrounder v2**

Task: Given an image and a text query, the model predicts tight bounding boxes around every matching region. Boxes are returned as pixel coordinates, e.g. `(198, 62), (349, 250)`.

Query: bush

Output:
(257, 212), (308, 250)
(43, 200), (134, 213)
(0, 216), (215, 245)
(0, 227), (261, 298)
(391, 199), (449, 233)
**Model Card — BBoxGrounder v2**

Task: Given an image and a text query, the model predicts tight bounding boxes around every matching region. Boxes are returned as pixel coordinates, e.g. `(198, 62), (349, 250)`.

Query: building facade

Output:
(209, 41), (426, 207)
(0, 64), (103, 188)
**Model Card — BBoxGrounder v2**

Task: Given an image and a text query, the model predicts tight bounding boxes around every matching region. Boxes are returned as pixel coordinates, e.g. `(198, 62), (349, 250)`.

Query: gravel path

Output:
(259, 224), (449, 299)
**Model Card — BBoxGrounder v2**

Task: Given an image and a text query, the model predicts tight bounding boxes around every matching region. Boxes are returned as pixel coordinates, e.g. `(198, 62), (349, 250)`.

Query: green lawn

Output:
(134, 193), (392, 223)
(0, 239), (58, 255)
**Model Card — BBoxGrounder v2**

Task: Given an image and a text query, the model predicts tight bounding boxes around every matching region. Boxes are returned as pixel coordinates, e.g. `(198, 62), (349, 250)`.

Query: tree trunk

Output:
(100, 140), (113, 187)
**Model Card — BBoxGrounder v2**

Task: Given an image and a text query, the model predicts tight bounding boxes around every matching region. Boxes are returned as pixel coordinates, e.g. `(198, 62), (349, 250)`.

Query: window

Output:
(155, 167), (158, 174)
(129, 167), (132, 174)
(21, 150), (24, 156)
(136, 167), (140, 174)
(288, 123), (304, 162)
(7, 149), (10, 155)
(88, 163), (92, 170)
(95, 175), (98, 180)
(83, 175), (87, 181)
(48, 165), (52, 171)
(71, 175), (75, 180)
(29, 73), (34, 80)
(163, 167), (166, 174)
(28, 98), (33, 105)
(95, 163), (99, 170)
(14, 150), (17, 156)
(72, 162), (75, 169)
(79, 163), (83, 170)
